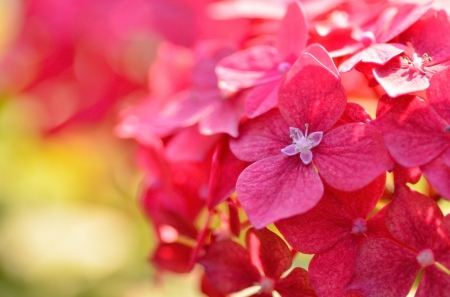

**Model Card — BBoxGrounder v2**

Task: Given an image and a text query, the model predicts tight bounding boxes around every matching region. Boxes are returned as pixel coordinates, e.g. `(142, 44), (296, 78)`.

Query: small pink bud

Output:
(416, 249), (435, 267)
(351, 218), (367, 235)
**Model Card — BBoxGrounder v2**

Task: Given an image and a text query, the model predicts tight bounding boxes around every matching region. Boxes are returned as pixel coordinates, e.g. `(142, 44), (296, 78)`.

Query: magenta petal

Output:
(276, 2), (308, 62)
(421, 151), (450, 200)
(207, 139), (250, 209)
(276, 190), (352, 254)
(399, 9), (450, 66)
(346, 238), (420, 297)
(387, 185), (443, 251)
(198, 240), (261, 294)
(237, 155), (323, 229)
(216, 45), (281, 90)
(300, 150), (313, 165)
(309, 239), (362, 297)
(426, 66), (450, 123)
(329, 174), (386, 220)
(373, 58), (430, 97)
(281, 144), (298, 156)
(375, 2), (433, 43)
(278, 53), (346, 133)
(314, 123), (393, 191)
(339, 102), (372, 124)
(308, 132), (323, 146)
(275, 267), (317, 297)
(339, 43), (405, 73)
(201, 273), (227, 297)
(151, 242), (192, 273)
(416, 264), (450, 297)
(373, 95), (450, 167)
(230, 109), (290, 162)
(304, 43), (339, 77)
(246, 228), (292, 280)
(245, 80), (280, 118)
(165, 126), (221, 162)
(199, 93), (245, 137)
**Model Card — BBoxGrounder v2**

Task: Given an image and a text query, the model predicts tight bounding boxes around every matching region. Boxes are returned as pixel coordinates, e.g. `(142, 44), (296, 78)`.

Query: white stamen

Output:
(281, 125), (323, 165)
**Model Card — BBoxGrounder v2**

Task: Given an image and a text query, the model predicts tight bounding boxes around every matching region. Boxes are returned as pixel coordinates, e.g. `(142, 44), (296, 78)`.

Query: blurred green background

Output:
(0, 1), (203, 296)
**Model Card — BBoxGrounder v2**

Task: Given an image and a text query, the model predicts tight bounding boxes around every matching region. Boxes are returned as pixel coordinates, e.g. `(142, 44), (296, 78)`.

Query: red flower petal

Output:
(339, 43), (405, 73)
(373, 57), (430, 97)
(278, 52), (346, 133)
(328, 174), (386, 219)
(207, 138), (249, 209)
(304, 43), (339, 77)
(374, 2), (433, 44)
(276, 189), (352, 254)
(314, 123), (392, 191)
(309, 238), (364, 297)
(201, 273), (227, 297)
(165, 126), (222, 162)
(199, 92), (245, 137)
(421, 150), (450, 200)
(246, 228), (292, 280)
(275, 267), (317, 297)
(346, 238), (420, 297)
(198, 240), (261, 294)
(426, 66), (450, 123)
(230, 109), (290, 162)
(237, 155), (323, 229)
(373, 95), (450, 167)
(244, 80), (280, 118)
(399, 9), (450, 66)
(338, 102), (372, 125)
(415, 264), (450, 297)
(386, 186), (443, 251)
(276, 2), (308, 62)
(151, 242), (193, 273)
(216, 46), (281, 91)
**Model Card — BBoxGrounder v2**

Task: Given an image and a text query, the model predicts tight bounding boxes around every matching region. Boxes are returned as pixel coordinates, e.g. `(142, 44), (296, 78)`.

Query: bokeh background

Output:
(0, 0), (204, 296)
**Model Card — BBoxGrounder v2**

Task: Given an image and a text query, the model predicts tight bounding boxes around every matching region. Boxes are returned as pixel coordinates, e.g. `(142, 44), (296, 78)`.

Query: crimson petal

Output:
(386, 185), (443, 252)
(346, 238), (420, 297)
(309, 238), (364, 297)
(246, 228), (292, 280)
(339, 43), (405, 73)
(421, 150), (450, 200)
(276, 189), (352, 254)
(276, 2), (308, 62)
(373, 95), (450, 167)
(236, 155), (323, 229)
(278, 53), (346, 133)
(230, 109), (290, 162)
(314, 123), (392, 191)
(198, 240), (261, 294)
(275, 267), (317, 297)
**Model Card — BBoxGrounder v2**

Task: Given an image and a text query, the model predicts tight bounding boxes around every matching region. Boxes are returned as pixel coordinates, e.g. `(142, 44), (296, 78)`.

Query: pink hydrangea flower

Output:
(346, 186), (450, 297)
(230, 52), (392, 228)
(373, 67), (450, 199)
(199, 228), (317, 296)
(276, 175), (391, 297)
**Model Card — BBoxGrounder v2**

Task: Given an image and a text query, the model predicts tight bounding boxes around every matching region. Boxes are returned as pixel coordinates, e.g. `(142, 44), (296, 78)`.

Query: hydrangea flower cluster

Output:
(116, 1), (450, 296)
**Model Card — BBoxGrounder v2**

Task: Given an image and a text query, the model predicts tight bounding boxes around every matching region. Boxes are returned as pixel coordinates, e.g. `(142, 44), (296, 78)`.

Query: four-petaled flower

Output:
(230, 51), (392, 228)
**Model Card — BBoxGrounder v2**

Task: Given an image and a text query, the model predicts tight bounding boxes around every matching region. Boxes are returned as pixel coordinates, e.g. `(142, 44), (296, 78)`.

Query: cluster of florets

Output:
(116, 1), (450, 296)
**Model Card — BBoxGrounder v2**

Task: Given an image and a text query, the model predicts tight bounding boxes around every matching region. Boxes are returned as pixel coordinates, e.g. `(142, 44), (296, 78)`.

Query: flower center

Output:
(359, 31), (376, 47)
(258, 276), (275, 294)
(281, 124), (323, 165)
(417, 249), (435, 267)
(277, 62), (292, 74)
(404, 52), (432, 74)
(351, 218), (367, 235)
(445, 126), (450, 132)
